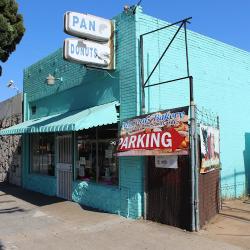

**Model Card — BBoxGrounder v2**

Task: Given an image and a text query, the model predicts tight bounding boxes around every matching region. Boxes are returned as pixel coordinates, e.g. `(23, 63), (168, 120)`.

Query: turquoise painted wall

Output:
(116, 10), (144, 219)
(244, 133), (250, 196)
(21, 6), (250, 219)
(22, 10), (144, 219)
(24, 49), (119, 119)
(21, 134), (56, 196)
(71, 11), (144, 219)
(72, 181), (121, 214)
(135, 9), (250, 198)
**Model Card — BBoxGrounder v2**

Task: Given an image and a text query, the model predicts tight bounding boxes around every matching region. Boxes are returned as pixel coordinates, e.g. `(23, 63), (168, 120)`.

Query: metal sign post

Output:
(139, 17), (200, 231)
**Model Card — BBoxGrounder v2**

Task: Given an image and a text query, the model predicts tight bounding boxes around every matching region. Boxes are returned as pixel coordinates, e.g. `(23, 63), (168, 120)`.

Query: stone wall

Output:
(0, 94), (22, 185)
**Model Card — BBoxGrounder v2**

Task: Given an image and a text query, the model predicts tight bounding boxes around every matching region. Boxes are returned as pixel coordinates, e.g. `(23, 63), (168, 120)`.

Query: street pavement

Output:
(0, 184), (246, 250)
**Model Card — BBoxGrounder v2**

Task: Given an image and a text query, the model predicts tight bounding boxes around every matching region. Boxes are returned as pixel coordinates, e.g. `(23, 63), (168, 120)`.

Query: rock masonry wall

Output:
(0, 93), (22, 186)
(0, 114), (22, 185)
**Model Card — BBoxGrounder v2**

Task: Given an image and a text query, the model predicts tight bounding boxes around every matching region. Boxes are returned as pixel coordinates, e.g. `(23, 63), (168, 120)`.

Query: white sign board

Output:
(105, 149), (113, 159)
(64, 11), (112, 42)
(155, 155), (178, 169)
(64, 38), (111, 67)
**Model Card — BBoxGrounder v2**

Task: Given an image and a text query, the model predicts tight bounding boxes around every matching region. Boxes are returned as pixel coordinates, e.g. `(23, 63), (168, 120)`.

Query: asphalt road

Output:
(0, 184), (244, 250)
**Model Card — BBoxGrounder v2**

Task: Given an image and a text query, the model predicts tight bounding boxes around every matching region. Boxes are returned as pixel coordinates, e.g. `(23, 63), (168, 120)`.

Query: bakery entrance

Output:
(147, 155), (192, 230)
(56, 134), (72, 200)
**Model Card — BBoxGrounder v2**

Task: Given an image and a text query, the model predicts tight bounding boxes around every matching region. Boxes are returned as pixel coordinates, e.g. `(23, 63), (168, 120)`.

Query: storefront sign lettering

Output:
(64, 12), (112, 42)
(118, 128), (184, 151)
(64, 38), (111, 66)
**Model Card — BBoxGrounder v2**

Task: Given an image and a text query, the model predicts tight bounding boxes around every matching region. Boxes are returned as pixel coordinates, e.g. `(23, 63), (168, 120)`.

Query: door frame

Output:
(56, 133), (73, 200)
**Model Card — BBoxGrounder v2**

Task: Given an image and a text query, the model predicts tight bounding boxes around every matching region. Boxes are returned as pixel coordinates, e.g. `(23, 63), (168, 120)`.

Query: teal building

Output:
(1, 7), (250, 224)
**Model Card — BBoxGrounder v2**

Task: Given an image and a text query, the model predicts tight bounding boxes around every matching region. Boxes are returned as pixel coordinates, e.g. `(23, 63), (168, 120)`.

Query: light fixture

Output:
(46, 74), (63, 85)
(115, 103), (120, 121)
(123, 5), (130, 13)
(7, 80), (20, 94)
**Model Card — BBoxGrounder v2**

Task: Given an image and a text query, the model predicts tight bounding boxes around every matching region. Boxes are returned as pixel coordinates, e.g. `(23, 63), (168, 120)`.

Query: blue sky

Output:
(0, 0), (249, 102)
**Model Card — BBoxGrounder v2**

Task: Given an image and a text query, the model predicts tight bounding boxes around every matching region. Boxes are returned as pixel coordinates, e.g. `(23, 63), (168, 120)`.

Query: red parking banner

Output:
(117, 107), (189, 156)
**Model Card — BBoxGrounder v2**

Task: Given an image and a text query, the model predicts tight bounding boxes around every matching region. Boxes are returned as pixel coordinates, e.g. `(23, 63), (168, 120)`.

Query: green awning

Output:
(0, 101), (119, 135)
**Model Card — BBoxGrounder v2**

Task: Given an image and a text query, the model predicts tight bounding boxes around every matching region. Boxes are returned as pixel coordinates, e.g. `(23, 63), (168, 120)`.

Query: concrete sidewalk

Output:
(199, 199), (250, 250)
(0, 184), (245, 250)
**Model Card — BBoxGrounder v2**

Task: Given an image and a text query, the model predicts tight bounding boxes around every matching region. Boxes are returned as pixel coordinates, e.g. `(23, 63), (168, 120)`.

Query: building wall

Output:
(20, 133), (56, 195)
(23, 50), (119, 119)
(116, 10), (144, 219)
(0, 94), (22, 185)
(22, 10), (144, 219)
(72, 11), (144, 219)
(20, 6), (250, 220)
(199, 170), (220, 227)
(22, 23), (119, 201)
(72, 181), (121, 214)
(135, 9), (250, 198)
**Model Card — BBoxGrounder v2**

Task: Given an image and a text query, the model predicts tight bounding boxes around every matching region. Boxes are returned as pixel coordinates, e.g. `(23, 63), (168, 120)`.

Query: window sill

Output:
(28, 173), (56, 179)
(74, 178), (119, 189)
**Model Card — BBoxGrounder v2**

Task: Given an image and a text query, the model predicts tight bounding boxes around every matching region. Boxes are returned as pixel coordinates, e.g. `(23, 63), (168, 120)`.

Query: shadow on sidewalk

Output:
(219, 213), (250, 223)
(0, 206), (26, 214)
(0, 183), (64, 207)
(222, 205), (250, 214)
(0, 240), (5, 250)
(219, 201), (250, 223)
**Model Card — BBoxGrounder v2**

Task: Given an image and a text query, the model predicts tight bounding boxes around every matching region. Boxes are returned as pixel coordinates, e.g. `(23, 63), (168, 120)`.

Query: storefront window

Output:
(30, 133), (55, 176)
(97, 141), (118, 185)
(76, 125), (119, 185)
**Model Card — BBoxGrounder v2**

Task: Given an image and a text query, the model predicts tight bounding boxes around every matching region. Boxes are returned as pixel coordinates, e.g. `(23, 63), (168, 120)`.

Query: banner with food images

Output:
(117, 107), (189, 156)
(200, 124), (220, 174)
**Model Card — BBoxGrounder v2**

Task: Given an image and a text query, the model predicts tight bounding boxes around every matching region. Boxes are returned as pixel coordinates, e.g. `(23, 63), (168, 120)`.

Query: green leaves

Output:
(0, 0), (25, 63)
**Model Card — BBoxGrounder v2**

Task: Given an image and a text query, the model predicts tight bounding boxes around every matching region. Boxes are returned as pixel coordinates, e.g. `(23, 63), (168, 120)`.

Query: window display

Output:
(76, 124), (118, 185)
(77, 140), (96, 181)
(30, 133), (55, 176)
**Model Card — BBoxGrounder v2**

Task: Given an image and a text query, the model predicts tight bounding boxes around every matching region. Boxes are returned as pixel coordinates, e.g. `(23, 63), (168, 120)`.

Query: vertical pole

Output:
(184, 21), (190, 77)
(55, 134), (58, 197)
(234, 168), (237, 198)
(190, 82), (195, 231)
(140, 35), (145, 115)
(186, 17), (199, 230)
(217, 115), (222, 210)
(190, 76), (199, 231)
(72, 131), (76, 181)
(140, 34), (148, 220)
(143, 157), (148, 220)
(71, 131), (76, 201)
(194, 104), (200, 231)
(96, 127), (99, 183)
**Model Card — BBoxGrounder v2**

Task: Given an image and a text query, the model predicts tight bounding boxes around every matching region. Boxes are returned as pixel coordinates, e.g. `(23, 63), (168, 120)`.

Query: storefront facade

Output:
(14, 8), (144, 219)
(1, 7), (250, 223)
